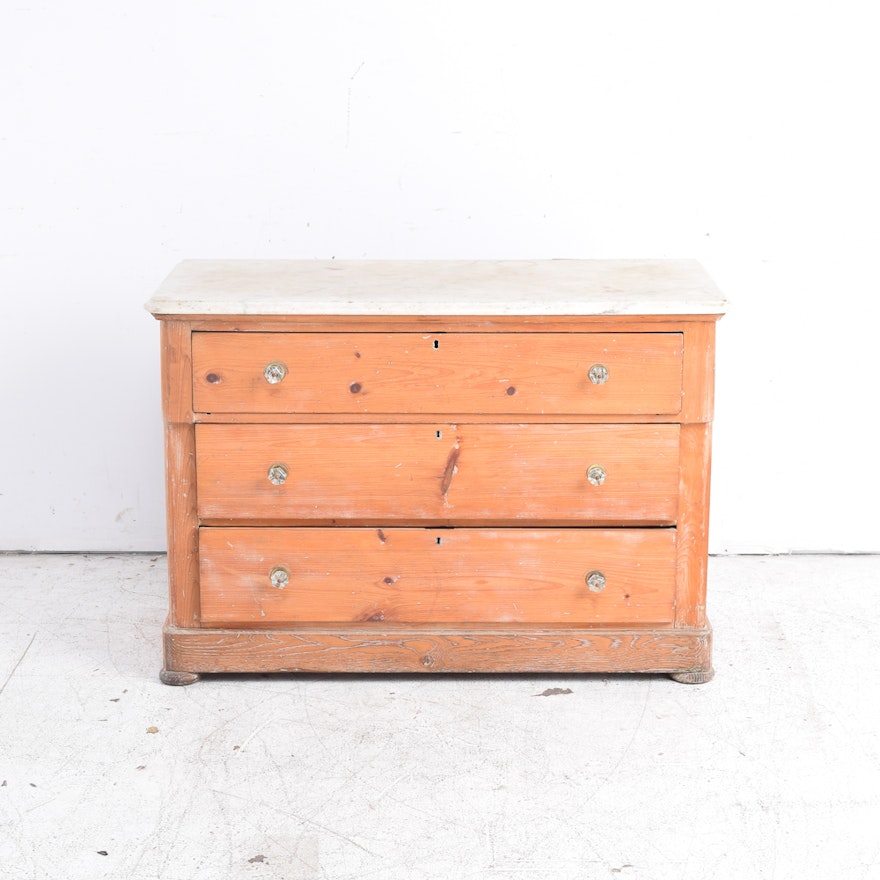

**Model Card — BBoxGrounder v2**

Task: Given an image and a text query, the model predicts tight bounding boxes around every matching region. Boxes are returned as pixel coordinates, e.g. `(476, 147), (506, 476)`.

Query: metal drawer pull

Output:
(588, 363), (609, 385)
(263, 361), (288, 384)
(587, 465), (606, 486)
(585, 570), (606, 593)
(267, 463), (289, 485)
(269, 566), (290, 589)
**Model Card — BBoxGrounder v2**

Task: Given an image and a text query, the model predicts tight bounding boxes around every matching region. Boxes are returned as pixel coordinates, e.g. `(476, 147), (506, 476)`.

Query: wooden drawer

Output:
(196, 423), (680, 525)
(198, 527), (677, 626)
(192, 332), (683, 415)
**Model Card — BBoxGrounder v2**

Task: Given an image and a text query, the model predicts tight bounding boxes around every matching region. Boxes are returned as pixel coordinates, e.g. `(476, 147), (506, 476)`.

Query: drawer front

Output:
(192, 332), (683, 415)
(199, 527), (676, 625)
(196, 423), (680, 525)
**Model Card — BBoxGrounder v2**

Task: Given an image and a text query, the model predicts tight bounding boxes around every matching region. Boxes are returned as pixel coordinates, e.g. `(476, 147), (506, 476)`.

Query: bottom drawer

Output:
(199, 528), (676, 626)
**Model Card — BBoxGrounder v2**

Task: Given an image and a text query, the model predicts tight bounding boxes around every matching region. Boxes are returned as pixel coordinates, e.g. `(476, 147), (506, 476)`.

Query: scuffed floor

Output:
(0, 553), (878, 879)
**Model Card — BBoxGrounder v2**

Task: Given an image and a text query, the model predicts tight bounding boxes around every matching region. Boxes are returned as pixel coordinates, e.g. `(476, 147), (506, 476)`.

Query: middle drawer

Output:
(196, 423), (680, 525)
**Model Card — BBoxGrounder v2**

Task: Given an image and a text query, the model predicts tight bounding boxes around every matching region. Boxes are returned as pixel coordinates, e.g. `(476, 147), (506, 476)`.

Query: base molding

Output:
(162, 623), (713, 681)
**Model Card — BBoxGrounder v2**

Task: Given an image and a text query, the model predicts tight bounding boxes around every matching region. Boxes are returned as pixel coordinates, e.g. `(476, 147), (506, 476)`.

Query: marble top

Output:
(145, 259), (727, 317)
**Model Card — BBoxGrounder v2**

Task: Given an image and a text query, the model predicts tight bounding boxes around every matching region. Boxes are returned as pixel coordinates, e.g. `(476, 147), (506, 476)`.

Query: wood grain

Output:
(674, 422), (712, 627)
(198, 527), (677, 626)
(164, 623), (712, 674)
(160, 322), (199, 628)
(673, 320), (716, 625)
(195, 411), (679, 425)
(195, 423), (681, 526)
(163, 315), (719, 332)
(160, 321), (194, 424)
(192, 331), (683, 415)
(680, 320), (716, 424)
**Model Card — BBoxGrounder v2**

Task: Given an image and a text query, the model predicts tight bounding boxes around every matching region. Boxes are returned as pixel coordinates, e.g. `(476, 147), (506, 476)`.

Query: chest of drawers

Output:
(147, 260), (725, 685)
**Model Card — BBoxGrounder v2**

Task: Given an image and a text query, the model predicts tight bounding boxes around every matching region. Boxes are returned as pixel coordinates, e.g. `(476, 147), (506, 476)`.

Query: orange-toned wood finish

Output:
(195, 423), (680, 526)
(151, 265), (722, 685)
(192, 331), (684, 415)
(160, 322), (200, 629)
(164, 624), (712, 675)
(198, 527), (676, 626)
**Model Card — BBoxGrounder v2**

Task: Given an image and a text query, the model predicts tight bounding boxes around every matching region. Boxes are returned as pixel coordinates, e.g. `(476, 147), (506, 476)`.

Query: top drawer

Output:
(192, 332), (683, 415)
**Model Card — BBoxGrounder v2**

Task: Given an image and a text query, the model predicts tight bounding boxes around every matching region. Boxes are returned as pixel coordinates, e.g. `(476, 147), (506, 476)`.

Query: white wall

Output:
(2, 1), (878, 552)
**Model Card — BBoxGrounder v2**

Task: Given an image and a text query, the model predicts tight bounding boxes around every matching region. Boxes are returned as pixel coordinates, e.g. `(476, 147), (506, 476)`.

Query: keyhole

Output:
(436, 537), (442, 545)
(436, 430), (442, 439)
(433, 339), (440, 349)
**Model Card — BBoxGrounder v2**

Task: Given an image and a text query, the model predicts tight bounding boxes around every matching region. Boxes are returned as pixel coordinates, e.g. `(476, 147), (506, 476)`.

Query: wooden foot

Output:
(669, 667), (714, 684)
(160, 669), (201, 686)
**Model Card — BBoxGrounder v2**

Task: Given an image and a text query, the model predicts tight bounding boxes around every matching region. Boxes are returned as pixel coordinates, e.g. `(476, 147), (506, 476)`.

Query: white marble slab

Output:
(145, 259), (727, 316)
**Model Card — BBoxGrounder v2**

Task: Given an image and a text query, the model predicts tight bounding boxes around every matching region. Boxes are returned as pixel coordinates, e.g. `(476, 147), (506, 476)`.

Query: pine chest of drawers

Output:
(147, 260), (726, 685)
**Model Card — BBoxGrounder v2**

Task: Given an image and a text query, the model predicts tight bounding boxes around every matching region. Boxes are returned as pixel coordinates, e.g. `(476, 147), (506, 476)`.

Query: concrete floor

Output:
(0, 554), (878, 880)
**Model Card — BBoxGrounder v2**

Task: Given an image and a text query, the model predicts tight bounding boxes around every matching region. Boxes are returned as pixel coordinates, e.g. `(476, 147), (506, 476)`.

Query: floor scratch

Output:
(582, 678), (653, 806)
(210, 788), (379, 857)
(0, 632), (37, 699)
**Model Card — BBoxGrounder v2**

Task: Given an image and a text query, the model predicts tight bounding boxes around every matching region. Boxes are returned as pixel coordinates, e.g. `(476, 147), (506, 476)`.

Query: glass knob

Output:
(587, 465), (606, 486)
(268, 463), (289, 485)
(264, 361), (288, 384)
(269, 566), (290, 589)
(585, 570), (606, 593)
(588, 364), (609, 385)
